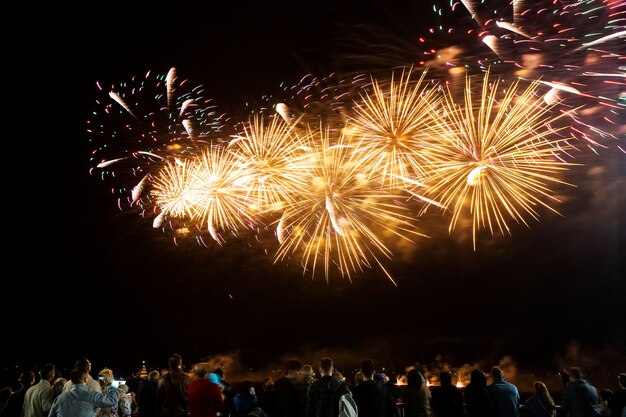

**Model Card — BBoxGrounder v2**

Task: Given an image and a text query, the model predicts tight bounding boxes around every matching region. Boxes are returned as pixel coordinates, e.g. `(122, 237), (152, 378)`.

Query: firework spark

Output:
(90, 68), (228, 181)
(108, 91), (138, 119)
(457, 0), (625, 149)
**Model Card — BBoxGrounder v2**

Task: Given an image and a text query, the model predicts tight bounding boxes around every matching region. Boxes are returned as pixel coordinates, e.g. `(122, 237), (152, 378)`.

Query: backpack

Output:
(339, 393), (358, 417)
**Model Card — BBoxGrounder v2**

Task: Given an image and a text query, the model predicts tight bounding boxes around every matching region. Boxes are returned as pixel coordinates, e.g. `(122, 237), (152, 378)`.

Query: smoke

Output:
(194, 347), (524, 391)
(194, 344), (407, 385)
(189, 339), (625, 399)
(555, 340), (626, 390)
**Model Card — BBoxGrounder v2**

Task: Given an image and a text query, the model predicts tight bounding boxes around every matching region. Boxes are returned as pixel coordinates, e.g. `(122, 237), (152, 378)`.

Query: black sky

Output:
(6, 0), (625, 383)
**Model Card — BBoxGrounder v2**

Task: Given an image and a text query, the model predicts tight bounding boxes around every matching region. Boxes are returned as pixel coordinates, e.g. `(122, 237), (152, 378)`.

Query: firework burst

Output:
(423, 70), (578, 249)
(273, 124), (426, 283)
(151, 145), (257, 245)
(227, 113), (309, 212)
(347, 67), (445, 189)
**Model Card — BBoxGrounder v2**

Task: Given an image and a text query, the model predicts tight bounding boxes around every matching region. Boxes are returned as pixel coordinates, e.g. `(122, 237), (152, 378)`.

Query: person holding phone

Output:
(49, 368), (119, 417)
(97, 369), (124, 417)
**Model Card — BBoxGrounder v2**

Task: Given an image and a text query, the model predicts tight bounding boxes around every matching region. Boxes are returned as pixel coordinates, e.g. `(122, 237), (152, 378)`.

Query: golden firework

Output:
(347, 67), (444, 189)
(274, 124), (426, 283)
(151, 145), (257, 245)
(425, 71), (577, 249)
(228, 114), (308, 212)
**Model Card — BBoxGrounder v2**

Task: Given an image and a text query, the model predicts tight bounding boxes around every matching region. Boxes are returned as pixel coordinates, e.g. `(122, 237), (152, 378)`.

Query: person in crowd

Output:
(430, 371), (464, 417)
(22, 363), (55, 417)
(257, 377), (278, 417)
(63, 358), (102, 417)
(464, 368), (496, 417)
(158, 354), (191, 417)
(305, 357), (354, 417)
(561, 367), (601, 417)
(186, 363), (224, 417)
(608, 373), (626, 417)
(561, 370), (571, 389)
(233, 381), (257, 417)
(48, 368), (118, 417)
(301, 365), (316, 385)
(275, 359), (303, 417)
(400, 368), (431, 417)
(213, 368), (234, 417)
(383, 372), (402, 416)
(487, 367), (520, 417)
(296, 364), (316, 417)
(138, 370), (159, 417)
(117, 384), (134, 417)
(353, 371), (364, 387)
(599, 389), (613, 417)
(51, 378), (67, 403)
(525, 381), (557, 417)
(376, 372), (390, 383)
(333, 372), (345, 383)
(351, 359), (396, 417)
(0, 388), (12, 414)
(0, 371), (35, 417)
(63, 359), (102, 394)
(97, 368), (121, 417)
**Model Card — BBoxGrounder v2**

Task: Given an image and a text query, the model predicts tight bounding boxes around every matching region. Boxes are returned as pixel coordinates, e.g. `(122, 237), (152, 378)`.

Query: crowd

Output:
(0, 354), (624, 417)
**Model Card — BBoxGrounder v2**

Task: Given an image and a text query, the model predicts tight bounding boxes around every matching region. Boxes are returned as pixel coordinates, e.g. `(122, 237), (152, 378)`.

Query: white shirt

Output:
(62, 375), (102, 393)
(22, 379), (53, 417)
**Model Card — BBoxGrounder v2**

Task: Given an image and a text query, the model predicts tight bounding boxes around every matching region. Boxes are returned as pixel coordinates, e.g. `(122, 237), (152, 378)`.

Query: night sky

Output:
(6, 0), (625, 390)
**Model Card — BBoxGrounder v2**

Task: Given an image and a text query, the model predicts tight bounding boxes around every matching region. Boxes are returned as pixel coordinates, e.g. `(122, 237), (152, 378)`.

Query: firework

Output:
(227, 113), (309, 212)
(423, 70), (578, 249)
(347, 68), (444, 189)
(151, 145), (257, 245)
(456, 0), (626, 149)
(273, 124), (426, 283)
(88, 0), (626, 282)
(89, 68), (230, 205)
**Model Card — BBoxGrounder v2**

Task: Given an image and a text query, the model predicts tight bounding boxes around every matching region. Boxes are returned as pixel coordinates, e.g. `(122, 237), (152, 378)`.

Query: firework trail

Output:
(455, 0), (626, 150)
(423, 71), (578, 249)
(248, 72), (370, 129)
(89, 68), (230, 219)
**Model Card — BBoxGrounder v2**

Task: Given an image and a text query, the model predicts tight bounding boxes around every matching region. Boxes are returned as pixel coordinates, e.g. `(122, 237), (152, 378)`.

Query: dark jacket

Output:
(275, 376), (302, 417)
(305, 376), (351, 417)
(0, 385), (29, 417)
(138, 380), (159, 417)
(430, 384), (464, 417)
(464, 371), (496, 417)
(157, 370), (191, 417)
(233, 394), (257, 417)
(352, 380), (396, 417)
(607, 388), (626, 417)
(561, 379), (601, 417)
